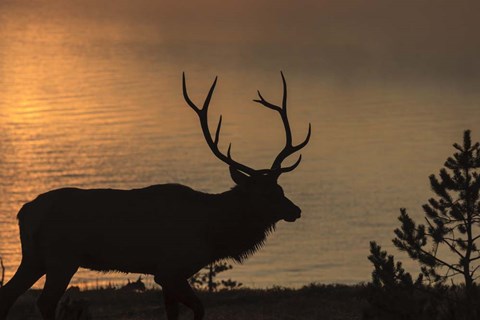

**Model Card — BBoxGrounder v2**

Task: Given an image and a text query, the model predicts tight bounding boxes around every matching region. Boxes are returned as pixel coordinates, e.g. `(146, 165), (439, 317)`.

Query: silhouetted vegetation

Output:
(189, 261), (242, 292)
(121, 276), (146, 292)
(4, 283), (364, 320)
(367, 130), (480, 320)
(57, 291), (91, 320)
(365, 242), (460, 320)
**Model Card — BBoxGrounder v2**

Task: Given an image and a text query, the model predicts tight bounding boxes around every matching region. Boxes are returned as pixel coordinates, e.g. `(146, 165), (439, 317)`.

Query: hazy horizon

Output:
(2, 0), (479, 87)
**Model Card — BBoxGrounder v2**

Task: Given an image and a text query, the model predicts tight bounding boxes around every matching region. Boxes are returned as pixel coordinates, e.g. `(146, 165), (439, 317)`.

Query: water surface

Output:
(0, 1), (479, 288)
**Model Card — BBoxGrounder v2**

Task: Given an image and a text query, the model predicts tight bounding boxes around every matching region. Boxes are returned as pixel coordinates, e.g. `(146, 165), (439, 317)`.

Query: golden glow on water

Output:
(0, 1), (479, 288)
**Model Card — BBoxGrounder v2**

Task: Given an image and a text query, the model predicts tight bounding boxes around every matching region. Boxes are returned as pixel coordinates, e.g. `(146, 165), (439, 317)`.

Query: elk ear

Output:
(229, 167), (250, 185)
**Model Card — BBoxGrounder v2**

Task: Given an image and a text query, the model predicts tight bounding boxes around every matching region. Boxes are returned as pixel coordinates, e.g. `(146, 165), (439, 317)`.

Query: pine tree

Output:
(367, 242), (425, 319)
(393, 130), (480, 314)
(368, 242), (419, 289)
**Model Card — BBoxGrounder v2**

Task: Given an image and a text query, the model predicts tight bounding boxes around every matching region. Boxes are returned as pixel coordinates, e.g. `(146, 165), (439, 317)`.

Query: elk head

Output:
(182, 72), (311, 223)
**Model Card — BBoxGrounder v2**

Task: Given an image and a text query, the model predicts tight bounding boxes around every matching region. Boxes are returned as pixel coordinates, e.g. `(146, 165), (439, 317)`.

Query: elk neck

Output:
(206, 186), (277, 263)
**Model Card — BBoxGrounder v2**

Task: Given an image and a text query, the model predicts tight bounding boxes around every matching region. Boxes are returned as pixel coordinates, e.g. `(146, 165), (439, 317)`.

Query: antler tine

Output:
(273, 123), (311, 174)
(213, 115), (222, 146)
(252, 72), (311, 172)
(278, 155), (302, 173)
(182, 73), (258, 176)
(281, 71), (287, 111)
(253, 91), (282, 112)
(182, 72), (202, 113)
(279, 71), (293, 148)
(271, 122), (311, 171)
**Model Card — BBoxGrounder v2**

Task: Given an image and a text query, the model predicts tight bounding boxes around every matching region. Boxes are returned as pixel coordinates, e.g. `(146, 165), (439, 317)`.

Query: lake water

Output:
(0, 1), (479, 288)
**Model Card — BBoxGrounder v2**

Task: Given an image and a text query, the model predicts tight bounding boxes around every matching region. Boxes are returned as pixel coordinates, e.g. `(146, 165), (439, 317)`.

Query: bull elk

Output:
(0, 72), (311, 320)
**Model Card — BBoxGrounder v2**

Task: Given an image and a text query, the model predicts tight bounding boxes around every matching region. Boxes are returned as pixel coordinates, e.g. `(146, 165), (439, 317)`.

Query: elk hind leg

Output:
(0, 260), (44, 320)
(37, 265), (77, 320)
(163, 289), (180, 320)
(156, 277), (204, 320)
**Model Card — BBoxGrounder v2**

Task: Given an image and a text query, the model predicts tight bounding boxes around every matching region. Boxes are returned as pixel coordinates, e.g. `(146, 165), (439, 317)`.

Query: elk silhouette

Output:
(0, 72), (311, 320)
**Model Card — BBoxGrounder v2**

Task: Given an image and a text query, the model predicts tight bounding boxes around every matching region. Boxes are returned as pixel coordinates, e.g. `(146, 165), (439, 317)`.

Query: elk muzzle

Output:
(284, 205), (301, 222)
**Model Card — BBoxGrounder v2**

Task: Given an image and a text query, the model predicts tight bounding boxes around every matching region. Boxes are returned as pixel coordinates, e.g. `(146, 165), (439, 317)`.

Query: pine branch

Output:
(415, 246), (464, 274)
(442, 237), (464, 258)
(470, 264), (480, 278)
(472, 234), (480, 242)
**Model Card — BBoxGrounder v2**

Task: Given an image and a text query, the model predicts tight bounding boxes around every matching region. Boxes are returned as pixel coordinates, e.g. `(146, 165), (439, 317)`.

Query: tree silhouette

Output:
(367, 242), (426, 319)
(394, 131), (480, 294)
(370, 130), (480, 319)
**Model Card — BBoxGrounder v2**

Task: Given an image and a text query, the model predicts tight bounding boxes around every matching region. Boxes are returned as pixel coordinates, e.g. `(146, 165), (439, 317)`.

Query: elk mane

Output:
(230, 223), (276, 263)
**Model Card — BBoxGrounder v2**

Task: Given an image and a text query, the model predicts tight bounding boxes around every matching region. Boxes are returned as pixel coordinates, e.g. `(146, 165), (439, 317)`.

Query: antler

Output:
(253, 71), (311, 173)
(182, 73), (259, 176)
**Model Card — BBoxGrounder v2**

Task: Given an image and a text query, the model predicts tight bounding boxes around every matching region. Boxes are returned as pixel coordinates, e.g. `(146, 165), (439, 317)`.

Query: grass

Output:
(6, 283), (367, 320)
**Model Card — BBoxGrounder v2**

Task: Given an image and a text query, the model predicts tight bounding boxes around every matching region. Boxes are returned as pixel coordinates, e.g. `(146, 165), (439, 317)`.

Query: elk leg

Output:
(163, 289), (180, 320)
(0, 260), (44, 320)
(156, 277), (204, 320)
(37, 265), (77, 320)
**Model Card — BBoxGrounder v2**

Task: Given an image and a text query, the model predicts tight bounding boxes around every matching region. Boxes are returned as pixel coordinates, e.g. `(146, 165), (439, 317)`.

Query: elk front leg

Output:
(155, 276), (204, 320)
(37, 265), (77, 320)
